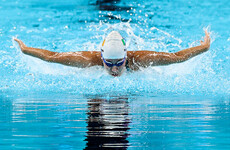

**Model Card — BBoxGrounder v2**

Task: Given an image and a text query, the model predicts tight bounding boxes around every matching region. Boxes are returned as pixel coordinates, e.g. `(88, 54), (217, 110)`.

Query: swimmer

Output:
(14, 30), (210, 76)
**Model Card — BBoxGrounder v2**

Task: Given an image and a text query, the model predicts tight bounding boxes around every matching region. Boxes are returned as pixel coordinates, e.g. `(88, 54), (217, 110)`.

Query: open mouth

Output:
(111, 73), (119, 76)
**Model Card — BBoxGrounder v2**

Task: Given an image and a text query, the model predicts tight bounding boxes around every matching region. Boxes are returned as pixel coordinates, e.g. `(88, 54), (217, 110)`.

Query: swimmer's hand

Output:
(200, 30), (210, 49)
(14, 38), (27, 52)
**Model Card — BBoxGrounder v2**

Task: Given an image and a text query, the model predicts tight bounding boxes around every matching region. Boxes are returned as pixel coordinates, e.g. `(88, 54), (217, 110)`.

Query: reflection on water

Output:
(84, 98), (130, 149)
(0, 95), (230, 149)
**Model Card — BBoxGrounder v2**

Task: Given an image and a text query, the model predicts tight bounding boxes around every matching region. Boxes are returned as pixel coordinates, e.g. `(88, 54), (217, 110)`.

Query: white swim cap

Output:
(101, 31), (127, 59)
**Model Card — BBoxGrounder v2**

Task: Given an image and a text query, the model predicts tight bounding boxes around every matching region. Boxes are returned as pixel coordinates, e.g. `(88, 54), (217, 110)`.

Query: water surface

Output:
(0, 0), (230, 149)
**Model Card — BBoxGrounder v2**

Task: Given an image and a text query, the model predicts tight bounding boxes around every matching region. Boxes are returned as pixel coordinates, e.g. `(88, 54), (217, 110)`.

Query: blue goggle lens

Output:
(103, 57), (125, 67)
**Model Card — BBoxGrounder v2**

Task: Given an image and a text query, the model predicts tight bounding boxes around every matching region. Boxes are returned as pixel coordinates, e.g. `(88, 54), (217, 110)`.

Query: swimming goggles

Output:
(101, 54), (126, 67)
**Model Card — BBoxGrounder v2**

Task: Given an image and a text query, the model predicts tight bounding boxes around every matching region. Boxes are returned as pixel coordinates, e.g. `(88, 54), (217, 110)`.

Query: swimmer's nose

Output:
(111, 66), (119, 73)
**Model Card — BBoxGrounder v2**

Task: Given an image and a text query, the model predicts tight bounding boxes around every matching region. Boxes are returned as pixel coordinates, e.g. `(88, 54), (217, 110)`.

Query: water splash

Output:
(1, 22), (229, 97)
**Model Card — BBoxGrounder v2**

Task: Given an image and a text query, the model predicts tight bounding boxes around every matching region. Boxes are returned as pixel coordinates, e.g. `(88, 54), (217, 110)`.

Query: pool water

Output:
(0, 0), (230, 149)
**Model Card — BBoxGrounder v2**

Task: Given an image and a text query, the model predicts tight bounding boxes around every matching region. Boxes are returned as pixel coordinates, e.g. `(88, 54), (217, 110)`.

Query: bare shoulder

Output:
(127, 50), (158, 59)
(127, 50), (176, 69)
(74, 51), (102, 66)
(127, 51), (159, 70)
(54, 51), (102, 67)
(88, 51), (103, 66)
(71, 51), (101, 58)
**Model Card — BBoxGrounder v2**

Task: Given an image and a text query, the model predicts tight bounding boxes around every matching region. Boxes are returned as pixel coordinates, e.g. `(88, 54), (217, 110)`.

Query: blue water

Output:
(0, 0), (230, 149)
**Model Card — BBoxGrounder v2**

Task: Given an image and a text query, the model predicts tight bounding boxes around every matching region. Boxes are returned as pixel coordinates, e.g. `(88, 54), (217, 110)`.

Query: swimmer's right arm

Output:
(14, 38), (102, 67)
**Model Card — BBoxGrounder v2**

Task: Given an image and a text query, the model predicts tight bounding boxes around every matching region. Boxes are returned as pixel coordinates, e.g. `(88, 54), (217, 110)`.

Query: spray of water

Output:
(1, 22), (229, 97)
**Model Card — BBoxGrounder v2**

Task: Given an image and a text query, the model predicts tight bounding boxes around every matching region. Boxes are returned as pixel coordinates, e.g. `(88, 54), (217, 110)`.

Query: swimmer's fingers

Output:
(14, 38), (26, 48)
(201, 30), (210, 46)
(205, 30), (211, 44)
(200, 40), (204, 45)
(14, 38), (21, 43)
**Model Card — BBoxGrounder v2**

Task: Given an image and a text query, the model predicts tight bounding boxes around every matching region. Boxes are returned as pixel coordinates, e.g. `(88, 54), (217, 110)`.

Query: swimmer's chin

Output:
(109, 70), (125, 77)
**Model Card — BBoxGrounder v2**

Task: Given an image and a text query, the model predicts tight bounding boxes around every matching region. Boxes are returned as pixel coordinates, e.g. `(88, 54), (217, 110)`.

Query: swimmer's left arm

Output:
(172, 30), (210, 63)
(134, 30), (211, 67)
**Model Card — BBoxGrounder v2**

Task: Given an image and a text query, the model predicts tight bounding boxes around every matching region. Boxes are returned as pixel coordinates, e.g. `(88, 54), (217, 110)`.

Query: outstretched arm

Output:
(133, 30), (211, 67)
(173, 30), (210, 62)
(14, 38), (102, 67)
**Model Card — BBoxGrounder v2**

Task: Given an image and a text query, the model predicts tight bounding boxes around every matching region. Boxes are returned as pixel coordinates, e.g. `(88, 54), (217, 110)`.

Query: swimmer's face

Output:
(102, 58), (126, 77)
